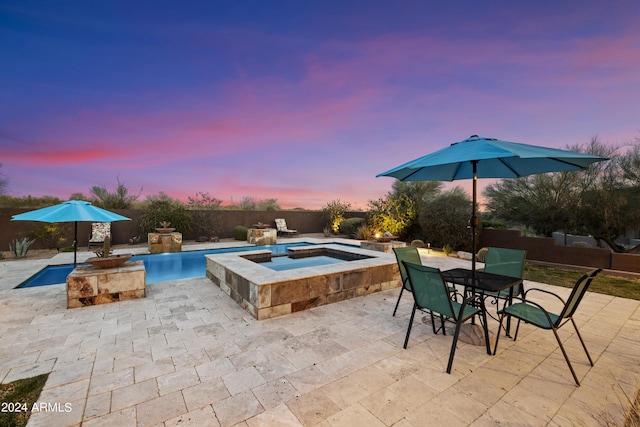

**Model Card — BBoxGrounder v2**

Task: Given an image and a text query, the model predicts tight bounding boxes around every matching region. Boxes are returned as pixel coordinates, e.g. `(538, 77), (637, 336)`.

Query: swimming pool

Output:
(17, 242), (315, 288)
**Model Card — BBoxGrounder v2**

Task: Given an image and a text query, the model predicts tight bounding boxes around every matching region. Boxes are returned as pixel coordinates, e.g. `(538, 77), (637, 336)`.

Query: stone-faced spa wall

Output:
(205, 245), (400, 320)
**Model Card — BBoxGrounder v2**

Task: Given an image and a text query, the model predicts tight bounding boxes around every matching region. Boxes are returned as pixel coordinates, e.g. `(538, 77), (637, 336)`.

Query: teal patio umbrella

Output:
(12, 200), (131, 264)
(377, 135), (608, 277)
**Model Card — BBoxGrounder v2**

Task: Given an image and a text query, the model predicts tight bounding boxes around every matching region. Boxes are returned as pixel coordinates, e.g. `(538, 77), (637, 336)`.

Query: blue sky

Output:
(1, 0), (638, 208)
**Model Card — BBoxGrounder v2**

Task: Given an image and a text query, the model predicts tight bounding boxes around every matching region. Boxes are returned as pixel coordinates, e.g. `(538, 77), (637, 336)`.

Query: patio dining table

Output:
(442, 268), (523, 346)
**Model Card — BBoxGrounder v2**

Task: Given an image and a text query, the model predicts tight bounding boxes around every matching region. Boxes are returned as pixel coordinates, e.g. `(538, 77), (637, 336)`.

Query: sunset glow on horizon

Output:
(1, 1), (638, 209)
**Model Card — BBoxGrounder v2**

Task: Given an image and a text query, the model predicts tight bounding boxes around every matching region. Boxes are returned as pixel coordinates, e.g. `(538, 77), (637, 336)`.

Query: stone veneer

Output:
(206, 244), (399, 320)
(66, 260), (146, 308)
(148, 232), (182, 253)
(247, 228), (277, 245)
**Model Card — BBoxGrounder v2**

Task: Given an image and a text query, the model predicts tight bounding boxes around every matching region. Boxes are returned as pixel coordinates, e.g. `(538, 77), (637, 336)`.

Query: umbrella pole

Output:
(73, 221), (78, 265)
(471, 161), (478, 280)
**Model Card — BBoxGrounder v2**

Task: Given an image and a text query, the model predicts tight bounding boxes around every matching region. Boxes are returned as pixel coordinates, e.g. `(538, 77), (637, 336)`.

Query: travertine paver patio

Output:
(0, 244), (638, 427)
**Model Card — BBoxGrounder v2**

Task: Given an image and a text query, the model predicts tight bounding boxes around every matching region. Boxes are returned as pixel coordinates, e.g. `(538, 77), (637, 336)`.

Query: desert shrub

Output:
(233, 226), (248, 241)
(188, 192), (222, 239)
(138, 195), (191, 237)
(339, 217), (366, 237)
(481, 219), (507, 229)
(418, 188), (472, 251)
(442, 244), (453, 256)
(354, 224), (373, 240)
(26, 223), (69, 250)
(410, 239), (425, 248)
(367, 193), (417, 238)
(322, 199), (351, 233)
(476, 247), (489, 262)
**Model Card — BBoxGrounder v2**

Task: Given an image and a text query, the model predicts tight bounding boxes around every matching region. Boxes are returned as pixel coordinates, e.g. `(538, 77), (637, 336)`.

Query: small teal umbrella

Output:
(12, 200), (130, 264)
(377, 135), (608, 277)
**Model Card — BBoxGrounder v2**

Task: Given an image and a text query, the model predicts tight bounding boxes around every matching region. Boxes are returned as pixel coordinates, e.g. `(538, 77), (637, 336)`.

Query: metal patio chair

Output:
(493, 268), (602, 386)
(402, 261), (489, 373)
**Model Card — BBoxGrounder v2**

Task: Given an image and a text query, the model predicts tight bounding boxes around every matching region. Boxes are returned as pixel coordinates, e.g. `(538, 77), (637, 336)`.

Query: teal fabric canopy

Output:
(377, 135), (608, 181)
(377, 135), (608, 279)
(12, 200), (130, 223)
(12, 200), (130, 264)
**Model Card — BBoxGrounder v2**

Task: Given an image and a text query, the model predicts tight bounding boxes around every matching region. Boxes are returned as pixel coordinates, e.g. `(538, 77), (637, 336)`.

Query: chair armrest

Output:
(522, 287), (566, 305)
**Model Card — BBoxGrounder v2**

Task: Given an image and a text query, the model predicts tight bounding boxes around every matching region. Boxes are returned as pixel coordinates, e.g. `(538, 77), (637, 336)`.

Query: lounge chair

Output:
(274, 218), (297, 236)
(494, 268), (602, 386)
(88, 222), (111, 250)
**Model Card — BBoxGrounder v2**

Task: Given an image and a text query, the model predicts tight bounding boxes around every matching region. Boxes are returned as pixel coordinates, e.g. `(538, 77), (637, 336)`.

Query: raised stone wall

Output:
(205, 244), (399, 320)
(66, 260), (146, 308)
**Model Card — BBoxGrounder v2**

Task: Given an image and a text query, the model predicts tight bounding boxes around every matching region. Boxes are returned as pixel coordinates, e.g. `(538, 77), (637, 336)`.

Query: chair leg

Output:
(552, 327), (581, 386)
(440, 314), (446, 336)
(446, 316), (463, 374)
(392, 287), (405, 316)
(429, 311), (437, 334)
(447, 303), (469, 374)
(480, 308), (491, 355)
(493, 312), (507, 355)
(403, 303), (418, 349)
(571, 319), (594, 366)
(513, 319), (522, 341)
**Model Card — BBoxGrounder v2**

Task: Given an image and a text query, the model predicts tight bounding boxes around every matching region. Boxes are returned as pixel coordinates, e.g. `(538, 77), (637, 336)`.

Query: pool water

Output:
(258, 255), (346, 271)
(18, 243), (314, 288)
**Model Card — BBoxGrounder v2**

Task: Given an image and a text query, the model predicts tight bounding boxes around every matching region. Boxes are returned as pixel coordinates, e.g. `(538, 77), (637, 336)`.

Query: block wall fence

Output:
(0, 208), (365, 249)
(1, 208), (637, 273)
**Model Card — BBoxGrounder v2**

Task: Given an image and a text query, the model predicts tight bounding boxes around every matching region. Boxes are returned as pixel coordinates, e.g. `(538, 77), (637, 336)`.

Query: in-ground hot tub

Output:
(205, 244), (400, 319)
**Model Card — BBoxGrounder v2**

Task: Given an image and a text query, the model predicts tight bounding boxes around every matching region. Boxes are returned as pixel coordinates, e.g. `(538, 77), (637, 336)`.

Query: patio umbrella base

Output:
(457, 323), (495, 347)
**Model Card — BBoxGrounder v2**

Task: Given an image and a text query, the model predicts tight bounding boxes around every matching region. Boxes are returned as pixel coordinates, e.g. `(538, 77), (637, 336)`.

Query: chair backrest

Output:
(90, 222), (111, 242)
(403, 261), (457, 319)
(557, 268), (602, 322)
(275, 218), (287, 231)
(393, 247), (422, 290)
(484, 247), (526, 279)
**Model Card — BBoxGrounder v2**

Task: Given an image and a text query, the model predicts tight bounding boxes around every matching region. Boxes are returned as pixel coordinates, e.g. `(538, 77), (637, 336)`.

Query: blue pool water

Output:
(259, 255), (346, 271)
(18, 243), (315, 288)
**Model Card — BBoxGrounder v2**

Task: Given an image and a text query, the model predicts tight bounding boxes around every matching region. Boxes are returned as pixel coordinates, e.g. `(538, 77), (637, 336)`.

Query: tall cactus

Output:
(103, 237), (111, 257)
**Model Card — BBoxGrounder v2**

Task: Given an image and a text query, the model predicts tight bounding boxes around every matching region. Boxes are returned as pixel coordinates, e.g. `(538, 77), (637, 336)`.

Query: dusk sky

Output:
(1, 1), (638, 209)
